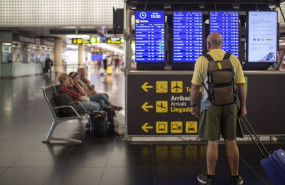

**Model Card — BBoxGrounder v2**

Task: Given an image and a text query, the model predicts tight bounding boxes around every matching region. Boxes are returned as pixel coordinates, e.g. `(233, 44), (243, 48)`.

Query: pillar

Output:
(78, 44), (84, 68)
(54, 38), (62, 72)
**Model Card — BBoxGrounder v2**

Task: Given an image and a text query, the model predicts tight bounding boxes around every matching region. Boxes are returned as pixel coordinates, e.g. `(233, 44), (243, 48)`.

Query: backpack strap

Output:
(203, 54), (214, 62)
(223, 53), (231, 60)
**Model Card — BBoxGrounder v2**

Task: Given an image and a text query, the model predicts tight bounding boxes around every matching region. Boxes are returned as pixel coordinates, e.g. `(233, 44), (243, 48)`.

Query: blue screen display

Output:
(210, 11), (239, 57)
(173, 11), (203, 62)
(135, 11), (165, 62)
(92, 54), (103, 61)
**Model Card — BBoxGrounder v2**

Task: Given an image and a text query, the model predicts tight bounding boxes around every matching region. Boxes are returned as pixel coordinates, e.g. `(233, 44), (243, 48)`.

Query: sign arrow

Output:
(141, 122), (153, 132)
(141, 102), (153, 112)
(141, 82), (153, 92)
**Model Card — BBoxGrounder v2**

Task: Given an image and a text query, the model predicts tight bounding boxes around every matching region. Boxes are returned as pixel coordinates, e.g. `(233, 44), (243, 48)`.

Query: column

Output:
(78, 44), (84, 68)
(54, 38), (62, 72)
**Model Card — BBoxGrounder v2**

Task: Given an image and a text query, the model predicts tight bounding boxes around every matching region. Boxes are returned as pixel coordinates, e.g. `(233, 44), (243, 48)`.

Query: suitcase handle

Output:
(240, 117), (269, 158)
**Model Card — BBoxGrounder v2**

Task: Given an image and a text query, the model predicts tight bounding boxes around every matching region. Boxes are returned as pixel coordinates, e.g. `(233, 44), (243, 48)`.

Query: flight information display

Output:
(135, 11), (165, 62)
(210, 11), (239, 57)
(173, 11), (203, 62)
(248, 11), (277, 63)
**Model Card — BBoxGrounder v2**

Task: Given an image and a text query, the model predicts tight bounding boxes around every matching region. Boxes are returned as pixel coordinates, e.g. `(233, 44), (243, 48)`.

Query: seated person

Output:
(77, 68), (95, 91)
(77, 68), (109, 99)
(57, 73), (100, 112)
(70, 71), (122, 111)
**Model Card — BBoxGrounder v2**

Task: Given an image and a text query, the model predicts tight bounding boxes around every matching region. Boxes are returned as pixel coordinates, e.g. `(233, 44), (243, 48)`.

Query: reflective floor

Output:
(0, 67), (284, 185)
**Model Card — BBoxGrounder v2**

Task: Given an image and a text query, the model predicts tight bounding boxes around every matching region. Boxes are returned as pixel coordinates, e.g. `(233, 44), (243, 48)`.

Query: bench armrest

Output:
(53, 105), (81, 118)
(76, 101), (88, 112)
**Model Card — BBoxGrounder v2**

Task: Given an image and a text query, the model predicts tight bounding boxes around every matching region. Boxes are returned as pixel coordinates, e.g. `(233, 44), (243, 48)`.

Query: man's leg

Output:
(77, 101), (100, 112)
(225, 139), (239, 176)
(207, 140), (219, 175)
(89, 93), (111, 106)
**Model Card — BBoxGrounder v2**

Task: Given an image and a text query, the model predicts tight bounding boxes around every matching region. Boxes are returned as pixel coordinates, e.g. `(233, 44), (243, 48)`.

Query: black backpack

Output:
(54, 93), (77, 116)
(202, 53), (237, 105)
(88, 111), (109, 136)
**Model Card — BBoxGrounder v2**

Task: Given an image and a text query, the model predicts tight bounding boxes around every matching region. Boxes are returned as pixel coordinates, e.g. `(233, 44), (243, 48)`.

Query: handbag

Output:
(79, 95), (90, 102)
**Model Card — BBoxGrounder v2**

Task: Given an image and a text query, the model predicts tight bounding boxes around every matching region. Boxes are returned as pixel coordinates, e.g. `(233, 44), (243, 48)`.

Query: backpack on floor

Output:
(87, 111), (109, 136)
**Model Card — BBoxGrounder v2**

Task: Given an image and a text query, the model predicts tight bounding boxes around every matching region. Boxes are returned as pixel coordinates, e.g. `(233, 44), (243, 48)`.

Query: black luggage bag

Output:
(88, 111), (109, 136)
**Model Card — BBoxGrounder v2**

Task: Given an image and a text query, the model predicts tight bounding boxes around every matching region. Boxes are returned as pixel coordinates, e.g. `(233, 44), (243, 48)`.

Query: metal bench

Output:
(42, 84), (89, 143)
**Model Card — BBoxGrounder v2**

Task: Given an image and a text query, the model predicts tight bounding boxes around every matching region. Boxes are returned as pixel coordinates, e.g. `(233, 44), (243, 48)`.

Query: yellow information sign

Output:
(141, 102), (153, 112)
(141, 82), (153, 92)
(171, 81), (183, 93)
(171, 121), (183, 133)
(141, 122), (153, 132)
(156, 101), (168, 113)
(156, 121), (168, 133)
(156, 81), (168, 93)
(185, 121), (198, 133)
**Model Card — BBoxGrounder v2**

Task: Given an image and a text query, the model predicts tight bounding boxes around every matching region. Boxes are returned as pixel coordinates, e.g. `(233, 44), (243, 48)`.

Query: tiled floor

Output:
(0, 67), (284, 185)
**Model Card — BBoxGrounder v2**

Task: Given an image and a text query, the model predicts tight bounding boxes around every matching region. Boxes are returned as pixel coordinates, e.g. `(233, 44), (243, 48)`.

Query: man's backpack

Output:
(88, 111), (109, 136)
(202, 53), (237, 105)
(54, 93), (77, 116)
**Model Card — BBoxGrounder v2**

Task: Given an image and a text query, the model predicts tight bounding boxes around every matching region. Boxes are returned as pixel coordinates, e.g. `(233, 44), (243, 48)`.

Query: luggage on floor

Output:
(88, 111), (109, 136)
(240, 117), (285, 185)
(106, 66), (113, 75)
(103, 106), (116, 135)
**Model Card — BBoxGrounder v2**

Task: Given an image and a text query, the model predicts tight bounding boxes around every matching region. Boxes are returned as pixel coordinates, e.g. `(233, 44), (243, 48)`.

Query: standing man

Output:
(190, 33), (247, 185)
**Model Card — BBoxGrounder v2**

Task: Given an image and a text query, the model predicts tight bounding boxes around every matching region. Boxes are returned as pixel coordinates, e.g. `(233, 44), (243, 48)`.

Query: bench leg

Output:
(42, 119), (59, 143)
(42, 119), (82, 144)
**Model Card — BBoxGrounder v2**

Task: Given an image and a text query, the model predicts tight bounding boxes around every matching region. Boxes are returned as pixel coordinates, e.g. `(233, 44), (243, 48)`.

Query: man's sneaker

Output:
(231, 175), (244, 185)
(197, 174), (217, 185)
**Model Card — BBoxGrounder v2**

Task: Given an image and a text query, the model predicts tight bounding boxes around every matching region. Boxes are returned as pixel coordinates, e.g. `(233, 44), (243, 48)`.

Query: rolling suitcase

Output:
(240, 117), (285, 185)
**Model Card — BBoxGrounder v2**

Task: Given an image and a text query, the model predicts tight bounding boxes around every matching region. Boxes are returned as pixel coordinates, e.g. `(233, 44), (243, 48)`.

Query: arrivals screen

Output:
(210, 11), (239, 57)
(247, 11), (278, 62)
(173, 11), (203, 62)
(135, 11), (165, 62)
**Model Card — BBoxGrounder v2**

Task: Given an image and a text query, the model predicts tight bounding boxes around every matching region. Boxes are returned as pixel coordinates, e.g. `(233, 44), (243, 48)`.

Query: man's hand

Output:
(191, 107), (200, 118)
(239, 106), (247, 117)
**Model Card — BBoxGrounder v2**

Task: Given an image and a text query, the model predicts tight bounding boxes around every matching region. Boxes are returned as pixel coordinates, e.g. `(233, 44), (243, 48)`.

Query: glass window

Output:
(12, 44), (28, 63)
(1, 43), (12, 63)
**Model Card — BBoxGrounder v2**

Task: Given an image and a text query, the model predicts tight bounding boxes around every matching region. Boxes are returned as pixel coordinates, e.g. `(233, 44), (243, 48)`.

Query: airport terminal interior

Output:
(0, 0), (285, 185)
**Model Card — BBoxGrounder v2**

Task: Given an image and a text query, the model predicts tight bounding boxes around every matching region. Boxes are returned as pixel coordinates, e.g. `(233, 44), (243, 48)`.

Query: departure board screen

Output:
(248, 11), (277, 62)
(135, 11), (165, 62)
(173, 11), (203, 62)
(210, 11), (239, 57)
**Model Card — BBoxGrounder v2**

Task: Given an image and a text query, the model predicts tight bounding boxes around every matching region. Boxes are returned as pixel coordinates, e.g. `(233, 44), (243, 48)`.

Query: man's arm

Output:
(190, 83), (201, 118)
(237, 83), (247, 117)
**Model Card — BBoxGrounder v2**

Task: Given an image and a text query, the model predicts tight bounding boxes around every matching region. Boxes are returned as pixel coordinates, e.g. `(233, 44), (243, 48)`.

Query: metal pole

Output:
(124, 0), (131, 139)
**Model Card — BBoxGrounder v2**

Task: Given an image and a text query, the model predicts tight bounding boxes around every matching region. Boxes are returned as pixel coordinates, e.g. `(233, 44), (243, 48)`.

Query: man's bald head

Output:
(207, 32), (223, 49)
